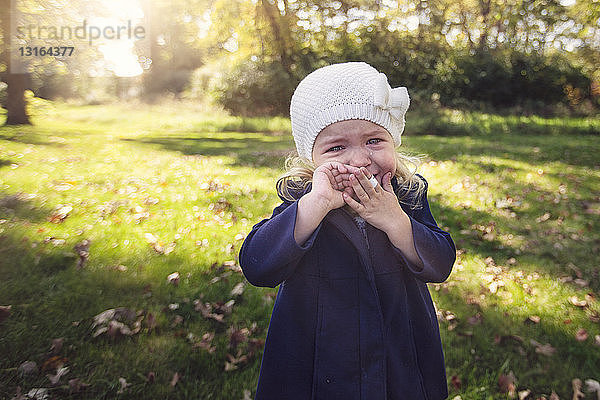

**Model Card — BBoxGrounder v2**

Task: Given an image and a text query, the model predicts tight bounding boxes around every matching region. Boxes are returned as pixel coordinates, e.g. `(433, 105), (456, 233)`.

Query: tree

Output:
(0, 0), (31, 125)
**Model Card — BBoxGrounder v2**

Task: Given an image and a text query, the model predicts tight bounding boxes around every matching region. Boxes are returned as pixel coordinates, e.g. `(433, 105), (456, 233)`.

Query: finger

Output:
(382, 172), (393, 192)
(350, 174), (369, 201)
(335, 173), (352, 185)
(329, 161), (347, 174)
(336, 163), (348, 174)
(344, 164), (360, 176)
(330, 169), (343, 190)
(356, 167), (378, 196)
(323, 167), (337, 189)
(342, 191), (363, 212)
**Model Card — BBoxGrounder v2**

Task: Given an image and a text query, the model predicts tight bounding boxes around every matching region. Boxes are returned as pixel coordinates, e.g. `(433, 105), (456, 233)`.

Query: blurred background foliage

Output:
(1, 0), (599, 118)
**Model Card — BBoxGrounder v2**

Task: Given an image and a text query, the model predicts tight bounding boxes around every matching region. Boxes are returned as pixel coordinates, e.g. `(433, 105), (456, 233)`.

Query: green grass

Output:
(0, 102), (599, 399)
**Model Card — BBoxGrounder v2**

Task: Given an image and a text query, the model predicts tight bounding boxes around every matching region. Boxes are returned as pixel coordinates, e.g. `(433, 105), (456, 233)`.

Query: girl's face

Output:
(312, 119), (396, 186)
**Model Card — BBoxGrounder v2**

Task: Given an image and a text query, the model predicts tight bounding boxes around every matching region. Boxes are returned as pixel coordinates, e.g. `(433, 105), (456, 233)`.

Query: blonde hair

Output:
(276, 149), (427, 209)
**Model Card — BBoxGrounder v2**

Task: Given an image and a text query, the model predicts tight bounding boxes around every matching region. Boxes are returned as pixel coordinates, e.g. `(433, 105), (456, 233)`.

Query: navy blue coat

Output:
(239, 175), (456, 400)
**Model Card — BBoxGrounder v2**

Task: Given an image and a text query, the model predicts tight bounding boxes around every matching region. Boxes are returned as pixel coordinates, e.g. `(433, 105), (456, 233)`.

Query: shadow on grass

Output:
(0, 217), (267, 399)
(437, 286), (600, 398)
(0, 128), (69, 147)
(405, 133), (599, 168)
(428, 182), (599, 292)
(0, 190), (54, 224)
(405, 108), (600, 138)
(120, 135), (295, 168)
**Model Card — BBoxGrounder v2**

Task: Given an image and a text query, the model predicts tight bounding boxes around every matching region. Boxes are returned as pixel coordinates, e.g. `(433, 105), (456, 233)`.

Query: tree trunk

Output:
(0, 0), (31, 125)
(259, 0), (293, 76)
(5, 73), (31, 124)
(478, 0), (492, 51)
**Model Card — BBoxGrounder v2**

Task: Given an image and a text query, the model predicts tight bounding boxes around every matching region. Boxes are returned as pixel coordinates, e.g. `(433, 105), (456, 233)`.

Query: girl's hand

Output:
(342, 168), (405, 233)
(309, 162), (354, 211)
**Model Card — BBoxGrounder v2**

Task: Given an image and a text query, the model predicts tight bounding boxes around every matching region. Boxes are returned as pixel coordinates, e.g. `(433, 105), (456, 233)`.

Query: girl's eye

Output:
(326, 145), (343, 152)
(367, 138), (382, 145)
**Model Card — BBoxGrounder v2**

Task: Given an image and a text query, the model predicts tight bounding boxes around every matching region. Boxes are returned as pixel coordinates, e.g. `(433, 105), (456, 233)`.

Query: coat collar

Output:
(326, 207), (374, 279)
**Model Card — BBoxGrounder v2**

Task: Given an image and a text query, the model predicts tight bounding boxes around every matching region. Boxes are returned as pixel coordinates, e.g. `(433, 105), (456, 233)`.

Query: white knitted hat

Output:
(290, 62), (410, 160)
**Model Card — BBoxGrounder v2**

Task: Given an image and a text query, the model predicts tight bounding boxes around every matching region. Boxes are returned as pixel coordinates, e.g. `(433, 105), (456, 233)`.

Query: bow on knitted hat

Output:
(373, 73), (410, 122)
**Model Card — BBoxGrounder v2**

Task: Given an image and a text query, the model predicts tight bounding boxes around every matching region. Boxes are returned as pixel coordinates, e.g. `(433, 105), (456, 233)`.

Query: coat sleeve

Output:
(239, 199), (322, 288)
(393, 175), (456, 283)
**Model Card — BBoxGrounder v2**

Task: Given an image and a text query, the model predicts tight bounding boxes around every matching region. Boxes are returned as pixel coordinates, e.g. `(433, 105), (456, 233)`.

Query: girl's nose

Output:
(347, 147), (371, 167)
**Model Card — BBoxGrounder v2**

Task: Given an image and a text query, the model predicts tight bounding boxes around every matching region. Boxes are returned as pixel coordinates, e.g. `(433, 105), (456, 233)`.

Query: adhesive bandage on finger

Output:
(368, 175), (378, 188)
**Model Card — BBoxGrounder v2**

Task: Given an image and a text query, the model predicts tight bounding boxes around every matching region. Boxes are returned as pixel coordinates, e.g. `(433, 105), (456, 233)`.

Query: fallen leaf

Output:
(231, 282), (245, 297)
(46, 366), (69, 385)
(224, 350), (248, 372)
(117, 377), (130, 394)
(467, 313), (483, 325)
(247, 338), (265, 356)
(145, 312), (157, 331)
(526, 315), (541, 324)
(172, 315), (184, 327)
(573, 378), (585, 399)
(574, 279), (589, 287)
(167, 272), (180, 286)
(589, 310), (600, 323)
(73, 239), (90, 269)
(68, 378), (90, 394)
(106, 320), (133, 337)
(27, 388), (49, 400)
(41, 356), (67, 372)
(575, 328), (588, 342)
(215, 300), (235, 315)
(549, 391), (560, 400)
(569, 296), (587, 308)
(194, 300), (232, 323)
(93, 308), (136, 326)
(536, 212), (551, 222)
(50, 338), (63, 355)
(228, 326), (250, 351)
(519, 389), (531, 400)
(193, 332), (216, 353)
(242, 389), (252, 400)
(530, 339), (556, 356)
(170, 372), (180, 387)
(10, 386), (26, 400)
(586, 293), (596, 303)
(17, 361), (38, 377)
(131, 314), (144, 334)
(0, 305), (11, 324)
(494, 335), (524, 345)
(498, 371), (517, 398)
(147, 371), (156, 383)
(92, 308), (138, 338)
(144, 233), (158, 243)
(162, 242), (176, 255)
(451, 374), (462, 390)
(49, 205), (72, 223)
(586, 379), (600, 400)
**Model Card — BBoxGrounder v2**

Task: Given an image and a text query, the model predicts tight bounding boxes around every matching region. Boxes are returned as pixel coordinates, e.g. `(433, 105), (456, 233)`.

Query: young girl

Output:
(239, 62), (456, 400)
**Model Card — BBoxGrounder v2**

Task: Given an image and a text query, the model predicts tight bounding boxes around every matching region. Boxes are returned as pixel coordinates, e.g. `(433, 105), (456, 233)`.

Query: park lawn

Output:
(0, 102), (599, 399)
